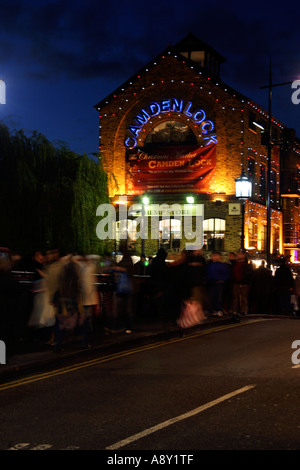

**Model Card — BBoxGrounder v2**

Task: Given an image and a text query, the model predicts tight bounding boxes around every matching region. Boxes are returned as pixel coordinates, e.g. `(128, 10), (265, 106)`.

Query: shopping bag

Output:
(177, 298), (206, 329)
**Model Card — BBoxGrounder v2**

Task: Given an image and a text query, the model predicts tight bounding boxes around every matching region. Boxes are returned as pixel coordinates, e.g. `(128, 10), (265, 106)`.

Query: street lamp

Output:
(235, 169), (252, 250)
(141, 195), (149, 255)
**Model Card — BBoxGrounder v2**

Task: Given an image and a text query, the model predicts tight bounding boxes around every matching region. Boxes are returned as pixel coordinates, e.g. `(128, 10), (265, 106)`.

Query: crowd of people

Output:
(0, 245), (299, 357)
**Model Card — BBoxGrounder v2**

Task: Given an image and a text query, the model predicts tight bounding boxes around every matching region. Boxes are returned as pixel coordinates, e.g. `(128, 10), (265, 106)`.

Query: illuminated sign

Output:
(125, 98), (217, 149)
(126, 143), (216, 195)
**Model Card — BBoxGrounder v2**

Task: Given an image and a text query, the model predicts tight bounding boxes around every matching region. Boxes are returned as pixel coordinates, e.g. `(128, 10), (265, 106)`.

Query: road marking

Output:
(8, 443), (31, 450)
(0, 320), (264, 392)
(292, 364), (300, 368)
(7, 443), (80, 450)
(30, 444), (53, 450)
(106, 384), (256, 450)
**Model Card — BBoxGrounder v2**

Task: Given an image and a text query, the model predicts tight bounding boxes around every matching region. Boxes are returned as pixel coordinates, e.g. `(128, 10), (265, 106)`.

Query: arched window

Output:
(248, 218), (258, 249)
(145, 121), (197, 146)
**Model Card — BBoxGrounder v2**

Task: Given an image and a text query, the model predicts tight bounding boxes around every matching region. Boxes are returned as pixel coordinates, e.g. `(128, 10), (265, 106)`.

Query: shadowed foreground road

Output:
(0, 318), (299, 452)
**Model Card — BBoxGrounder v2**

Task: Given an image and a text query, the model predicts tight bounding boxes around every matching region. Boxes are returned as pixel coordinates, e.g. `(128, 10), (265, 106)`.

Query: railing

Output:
(11, 271), (151, 292)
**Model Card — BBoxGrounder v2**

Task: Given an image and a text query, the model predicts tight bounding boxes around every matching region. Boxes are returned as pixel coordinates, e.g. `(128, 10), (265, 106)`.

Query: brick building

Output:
(95, 33), (300, 263)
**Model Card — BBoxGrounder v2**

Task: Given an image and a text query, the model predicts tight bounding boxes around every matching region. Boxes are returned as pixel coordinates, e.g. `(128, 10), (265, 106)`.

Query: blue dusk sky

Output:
(0, 0), (299, 156)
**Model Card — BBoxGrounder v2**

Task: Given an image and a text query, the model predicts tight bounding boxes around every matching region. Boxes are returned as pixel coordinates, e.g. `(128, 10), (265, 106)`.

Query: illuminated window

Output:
(145, 121), (196, 145)
(203, 218), (225, 251)
(248, 218), (258, 249)
(260, 165), (266, 200)
(116, 219), (137, 243)
(159, 218), (181, 251)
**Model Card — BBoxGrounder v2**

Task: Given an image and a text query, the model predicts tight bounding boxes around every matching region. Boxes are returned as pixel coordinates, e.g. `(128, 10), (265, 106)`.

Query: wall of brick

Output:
(96, 51), (284, 257)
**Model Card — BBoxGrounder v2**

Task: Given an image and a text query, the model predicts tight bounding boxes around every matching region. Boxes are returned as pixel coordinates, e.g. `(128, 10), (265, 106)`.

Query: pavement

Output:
(0, 313), (239, 381)
(1, 311), (298, 382)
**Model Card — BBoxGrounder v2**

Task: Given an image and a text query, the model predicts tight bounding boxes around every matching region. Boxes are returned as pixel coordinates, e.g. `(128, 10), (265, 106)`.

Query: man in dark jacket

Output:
(274, 257), (294, 315)
(231, 251), (254, 315)
(207, 251), (230, 316)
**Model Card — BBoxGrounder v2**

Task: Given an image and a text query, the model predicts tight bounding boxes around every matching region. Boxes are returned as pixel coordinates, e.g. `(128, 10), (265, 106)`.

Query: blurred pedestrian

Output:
(250, 261), (273, 314)
(79, 255), (99, 348)
(147, 248), (169, 318)
(53, 255), (83, 352)
(165, 249), (189, 322)
(207, 251), (230, 316)
(223, 252), (236, 313)
(114, 247), (134, 333)
(231, 251), (254, 316)
(185, 247), (208, 314)
(274, 257), (294, 315)
(27, 250), (49, 340)
(0, 257), (20, 359)
(134, 254), (147, 275)
(100, 252), (117, 332)
(133, 254), (149, 317)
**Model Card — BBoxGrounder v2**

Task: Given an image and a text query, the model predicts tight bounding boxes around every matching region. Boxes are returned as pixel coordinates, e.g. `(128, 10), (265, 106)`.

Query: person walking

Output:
(250, 261), (273, 315)
(147, 248), (169, 318)
(114, 248), (134, 333)
(80, 255), (99, 348)
(53, 255), (83, 352)
(183, 247), (208, 319)
(207, 251), (231, 316)
(274, 257), (294, 315)
(231, 251), (254, 316)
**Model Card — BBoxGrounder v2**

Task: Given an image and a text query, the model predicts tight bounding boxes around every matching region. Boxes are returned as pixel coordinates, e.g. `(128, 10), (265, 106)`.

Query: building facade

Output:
(95, 33), (300, 262)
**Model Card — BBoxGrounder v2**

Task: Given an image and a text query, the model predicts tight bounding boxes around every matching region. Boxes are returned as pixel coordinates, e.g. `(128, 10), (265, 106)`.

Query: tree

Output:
(0, 124), (109, 256)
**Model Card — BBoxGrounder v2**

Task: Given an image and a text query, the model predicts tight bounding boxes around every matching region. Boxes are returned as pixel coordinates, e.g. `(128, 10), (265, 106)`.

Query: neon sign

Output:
(125, 98), (217, 149)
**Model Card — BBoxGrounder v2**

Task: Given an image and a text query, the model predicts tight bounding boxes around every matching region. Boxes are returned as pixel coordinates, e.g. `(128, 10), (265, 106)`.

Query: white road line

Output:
(30, 444), (53, 450)
(8, 443), (31, 450)
(106, 384), (256, 450)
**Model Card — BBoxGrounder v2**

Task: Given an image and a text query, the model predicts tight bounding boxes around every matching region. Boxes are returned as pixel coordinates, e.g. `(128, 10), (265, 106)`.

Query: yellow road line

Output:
(0, 319), (266, 391)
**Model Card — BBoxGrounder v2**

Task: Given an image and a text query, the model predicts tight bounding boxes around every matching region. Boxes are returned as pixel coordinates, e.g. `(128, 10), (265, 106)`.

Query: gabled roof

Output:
(93, 34), (285, 132)
(94, 33), (230, 111)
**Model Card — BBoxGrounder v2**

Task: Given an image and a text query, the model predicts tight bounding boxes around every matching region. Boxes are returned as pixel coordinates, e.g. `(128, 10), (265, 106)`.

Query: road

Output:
(0, 317), (300, 453)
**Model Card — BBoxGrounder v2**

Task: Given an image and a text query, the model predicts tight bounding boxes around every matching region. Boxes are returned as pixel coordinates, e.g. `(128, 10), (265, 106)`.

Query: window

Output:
(203, 218), (225, 251)
(270, 169), (277, 204)
(159, 218), (181, 251)
(116, 219), (137, 244)
(248, 218), (258, 249)
(260, 165), (266, 200)
(248, 157), (255, 181)
(145, 121), (197, 145)
(260, 224), (267, 251)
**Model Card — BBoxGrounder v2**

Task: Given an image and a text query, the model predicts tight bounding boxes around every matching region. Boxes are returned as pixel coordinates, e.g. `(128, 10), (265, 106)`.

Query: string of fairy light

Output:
(96, 49), (300, 254)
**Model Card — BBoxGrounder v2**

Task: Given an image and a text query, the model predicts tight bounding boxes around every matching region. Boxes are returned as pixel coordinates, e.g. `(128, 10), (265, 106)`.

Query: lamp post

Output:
(141, 195), (149, 256)
(235, 170), (252, 251)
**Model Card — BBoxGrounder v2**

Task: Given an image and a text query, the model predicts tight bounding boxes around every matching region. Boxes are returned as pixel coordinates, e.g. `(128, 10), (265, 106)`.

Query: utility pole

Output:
(260, 62), (292, 269)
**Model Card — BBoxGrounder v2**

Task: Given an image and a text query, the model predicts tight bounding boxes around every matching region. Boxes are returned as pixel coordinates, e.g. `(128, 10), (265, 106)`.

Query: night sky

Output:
(0, 0), (299, 156)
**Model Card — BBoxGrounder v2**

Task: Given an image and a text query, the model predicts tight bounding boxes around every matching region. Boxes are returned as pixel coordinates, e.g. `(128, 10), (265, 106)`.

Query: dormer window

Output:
(181, 50), (205, 67)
